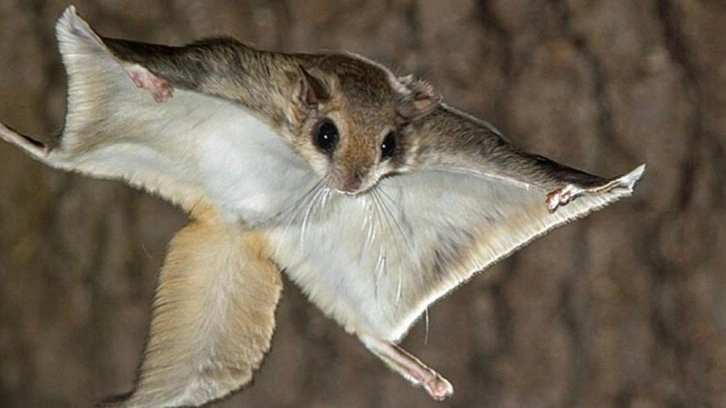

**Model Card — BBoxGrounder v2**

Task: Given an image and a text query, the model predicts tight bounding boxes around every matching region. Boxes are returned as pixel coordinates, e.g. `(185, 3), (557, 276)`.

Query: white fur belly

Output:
(266, 176), (447, 341)
(265, 170), (543, 341)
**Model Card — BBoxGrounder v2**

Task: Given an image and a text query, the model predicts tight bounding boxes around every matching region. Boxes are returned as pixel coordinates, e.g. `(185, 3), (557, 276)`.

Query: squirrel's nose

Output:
(336, 169), (365, 194)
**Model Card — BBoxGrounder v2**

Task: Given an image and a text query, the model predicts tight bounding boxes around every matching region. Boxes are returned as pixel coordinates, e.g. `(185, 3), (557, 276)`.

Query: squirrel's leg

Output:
(360, 334), (453, 401)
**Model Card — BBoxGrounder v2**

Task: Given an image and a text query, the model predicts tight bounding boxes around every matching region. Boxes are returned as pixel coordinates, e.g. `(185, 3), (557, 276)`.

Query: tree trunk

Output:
(0, 1), (724, 407)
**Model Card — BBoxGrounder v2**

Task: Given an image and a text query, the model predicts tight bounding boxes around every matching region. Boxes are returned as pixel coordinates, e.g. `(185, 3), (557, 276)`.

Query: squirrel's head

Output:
(286, 54), (440, 195)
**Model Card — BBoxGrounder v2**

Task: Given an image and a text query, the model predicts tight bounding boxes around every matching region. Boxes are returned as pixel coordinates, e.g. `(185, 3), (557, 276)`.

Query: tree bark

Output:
(0, 1), (724, 407)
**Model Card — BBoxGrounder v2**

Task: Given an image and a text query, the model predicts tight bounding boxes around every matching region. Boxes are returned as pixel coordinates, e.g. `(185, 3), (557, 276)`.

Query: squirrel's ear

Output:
(297, 66), (330, 107)
(396, 76), (441, 121)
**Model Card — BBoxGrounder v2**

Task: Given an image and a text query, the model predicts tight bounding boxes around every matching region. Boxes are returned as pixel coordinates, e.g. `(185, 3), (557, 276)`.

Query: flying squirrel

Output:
(0, 7), (645, 407)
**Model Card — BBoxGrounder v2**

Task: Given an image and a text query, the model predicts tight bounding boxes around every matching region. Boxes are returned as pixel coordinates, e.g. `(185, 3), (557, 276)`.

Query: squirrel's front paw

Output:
(546, 184), (585, 213)
(125, 64), (174, 102)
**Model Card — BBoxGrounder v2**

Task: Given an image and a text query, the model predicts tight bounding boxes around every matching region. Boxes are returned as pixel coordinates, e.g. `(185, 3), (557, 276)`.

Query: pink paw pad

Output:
(424, 375), (454, 401)
(546, 184), (583, 213)
(126, 65), (173, 102)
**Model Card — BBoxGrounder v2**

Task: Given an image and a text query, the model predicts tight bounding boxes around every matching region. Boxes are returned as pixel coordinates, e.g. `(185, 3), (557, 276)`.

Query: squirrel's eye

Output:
(314, 119), (339, 155)
(381, 131), (396, 160)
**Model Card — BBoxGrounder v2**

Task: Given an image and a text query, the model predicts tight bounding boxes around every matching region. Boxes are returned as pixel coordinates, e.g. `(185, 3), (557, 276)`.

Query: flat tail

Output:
(107, 219), (283, 407)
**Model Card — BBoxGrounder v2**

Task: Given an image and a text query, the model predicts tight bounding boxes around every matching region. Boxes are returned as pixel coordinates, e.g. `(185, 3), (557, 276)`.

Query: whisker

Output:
(376, 190), (413, 251)
(362, 197), (377, 249)
(270, 176), (328, 259)
(376, 189), (411, 307)
(299, 186), (323, 250)
(368, 187), (414, 306)
(374, 246), (387, 299)
(299, 180), (335, 252)
(395, 268), (403, 306)
(267, 176), (327, 226)
(375, 188), (414, 253)
(319, 185), (333, 211)
(424, 308), (430, 345)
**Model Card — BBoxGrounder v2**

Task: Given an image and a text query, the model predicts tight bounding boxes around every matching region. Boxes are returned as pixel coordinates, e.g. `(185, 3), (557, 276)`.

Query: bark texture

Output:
(0, 1), (724, 407)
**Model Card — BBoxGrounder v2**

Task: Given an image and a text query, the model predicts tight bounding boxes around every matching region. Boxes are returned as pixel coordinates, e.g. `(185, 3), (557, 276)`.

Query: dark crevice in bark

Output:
(553, 1), (628, 171)
(647, 220), (700, 407)
(559, 278), (587, 408)
(708, 139), (726, 206)
(476, 0), (514, 135)
(464, 305), (501, 406)
(403, 0), (422, 51)
(87, 201), (114, 389)
(276, 0), (295, 51)
(27, 0), (62, 136)
(489, 259), (516, 357)
(655, 0), (704, 211)
(653, 2), (710, 406)
(614, 385), (634, 407)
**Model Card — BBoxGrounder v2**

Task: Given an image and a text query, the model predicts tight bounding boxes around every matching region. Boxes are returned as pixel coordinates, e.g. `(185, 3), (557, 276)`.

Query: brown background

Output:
(0, 1), (724, 407)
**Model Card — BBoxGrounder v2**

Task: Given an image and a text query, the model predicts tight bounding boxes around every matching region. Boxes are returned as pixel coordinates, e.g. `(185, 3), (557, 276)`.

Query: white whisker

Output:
(363, 198), (377, 249)
(300, 185), (326, 251)
(424, 308), (429, 345)
(396, 268), (403, 306)
(374, 246), (387, 299)
(374, 188), (414, 253)
(368, 187), (413, 306)
(269, 177), (328, 259)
